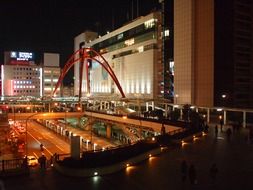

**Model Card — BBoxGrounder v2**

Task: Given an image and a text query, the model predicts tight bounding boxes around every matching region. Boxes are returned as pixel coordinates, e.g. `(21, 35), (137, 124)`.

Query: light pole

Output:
(175, 94), (179, 104)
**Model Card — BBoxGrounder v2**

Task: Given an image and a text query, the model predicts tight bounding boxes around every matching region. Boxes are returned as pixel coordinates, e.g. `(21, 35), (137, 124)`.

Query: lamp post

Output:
(175, 94), (179, 104)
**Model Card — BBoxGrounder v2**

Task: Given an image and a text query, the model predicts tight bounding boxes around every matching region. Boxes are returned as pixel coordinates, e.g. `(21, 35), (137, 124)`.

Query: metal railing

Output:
(0, 158), (25, 172)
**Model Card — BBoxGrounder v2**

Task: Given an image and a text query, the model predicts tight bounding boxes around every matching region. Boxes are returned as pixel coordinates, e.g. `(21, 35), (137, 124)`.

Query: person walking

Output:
(215, 125), (218, 137)
(180, 160), (188, 182)
(41, 154), (47, 169)
(226, 128), (232, 140)
(210, 163), (218, 183)
(189, 164), (197, 185)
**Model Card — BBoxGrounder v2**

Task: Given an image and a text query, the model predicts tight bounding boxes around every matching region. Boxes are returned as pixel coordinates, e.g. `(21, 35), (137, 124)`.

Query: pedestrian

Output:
(180, 160), (188, 182)
(226, 128), (232, 140)
(38, 156), (43, 169)
(41, 154), (47, 169)
(215, 125), (218, 136)
(220, 119), (223, 132)
(22, 156), (28, 169)
(210, 163), (218, 183)
(189, 164), (197, 185)
(204, 124), (209, 133)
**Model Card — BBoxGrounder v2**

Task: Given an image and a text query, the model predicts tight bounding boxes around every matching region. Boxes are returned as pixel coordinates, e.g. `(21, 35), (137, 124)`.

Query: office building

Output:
(174, 0), (253, 108)
(43, 53), (61, 97)
(2, 51), (42, 97)
(74, 12), (173, 100)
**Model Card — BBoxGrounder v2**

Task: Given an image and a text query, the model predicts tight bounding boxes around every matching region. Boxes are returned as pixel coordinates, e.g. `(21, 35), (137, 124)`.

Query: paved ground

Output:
(1, 124), (253, 190)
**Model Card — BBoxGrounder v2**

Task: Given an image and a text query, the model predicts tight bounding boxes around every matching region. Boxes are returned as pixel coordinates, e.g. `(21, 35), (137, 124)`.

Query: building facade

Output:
(174, 0), (253, 108)
(74, 12), (170, 100)
(2, 51), (42, 97)
(43, 53), (61, 97)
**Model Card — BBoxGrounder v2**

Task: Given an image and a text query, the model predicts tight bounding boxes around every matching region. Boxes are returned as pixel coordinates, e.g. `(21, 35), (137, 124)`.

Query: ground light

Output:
(181, 140), (187, 146)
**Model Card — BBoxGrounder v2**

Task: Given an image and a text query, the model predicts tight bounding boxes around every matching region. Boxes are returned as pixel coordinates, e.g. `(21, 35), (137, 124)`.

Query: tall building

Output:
(74, 12), (172, 100)
(2, 51), (42, 98)
(43, 53), (61, 97)
(174, 0), (253, 108)
(214, 0), (253, 108)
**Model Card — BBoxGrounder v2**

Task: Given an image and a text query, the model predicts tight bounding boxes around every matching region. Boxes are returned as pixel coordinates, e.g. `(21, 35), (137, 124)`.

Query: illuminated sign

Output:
(124, 38), (135, 46)
(10, 51), (34, 61)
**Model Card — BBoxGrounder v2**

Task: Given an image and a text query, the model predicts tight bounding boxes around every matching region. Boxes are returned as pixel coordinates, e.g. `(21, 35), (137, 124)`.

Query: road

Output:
(26, 121), (70, 159)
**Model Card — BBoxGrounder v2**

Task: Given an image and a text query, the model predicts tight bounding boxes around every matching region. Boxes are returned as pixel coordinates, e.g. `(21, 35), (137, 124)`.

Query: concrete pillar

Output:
(71, 136), (80, 160)
(99, 101), (101, 110)
(243, 111), (246, 128)
(151, 101), (155, 111)
(223, 110), (227, 125)
(207, 108), (210, 123)
(165, 104), (168, 118)
(146, 102), (149, 111)
(106, 124), (112, 139)
(180, 109), (183, 120)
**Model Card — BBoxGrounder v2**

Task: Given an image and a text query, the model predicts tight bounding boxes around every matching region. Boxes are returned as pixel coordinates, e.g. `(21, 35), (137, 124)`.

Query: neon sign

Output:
(10, 51), (34, 61)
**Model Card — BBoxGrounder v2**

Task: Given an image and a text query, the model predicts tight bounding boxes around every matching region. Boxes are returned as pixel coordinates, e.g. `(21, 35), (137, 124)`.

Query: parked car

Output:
(27, 156), (38, 166)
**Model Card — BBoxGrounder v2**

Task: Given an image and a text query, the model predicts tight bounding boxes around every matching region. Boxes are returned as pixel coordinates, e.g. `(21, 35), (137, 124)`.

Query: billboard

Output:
(4, 51), (35, 65)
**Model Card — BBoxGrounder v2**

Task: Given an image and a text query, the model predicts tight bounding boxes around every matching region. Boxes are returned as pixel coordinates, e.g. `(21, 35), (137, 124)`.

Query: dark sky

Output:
(0, 0), (160, 84)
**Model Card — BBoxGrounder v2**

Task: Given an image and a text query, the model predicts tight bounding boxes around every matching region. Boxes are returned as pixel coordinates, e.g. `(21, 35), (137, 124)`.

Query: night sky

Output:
(0, 0), (160, 84)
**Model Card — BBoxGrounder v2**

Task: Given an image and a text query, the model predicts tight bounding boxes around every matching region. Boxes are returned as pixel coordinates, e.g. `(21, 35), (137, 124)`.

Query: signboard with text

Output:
(4, 51), (35, 65)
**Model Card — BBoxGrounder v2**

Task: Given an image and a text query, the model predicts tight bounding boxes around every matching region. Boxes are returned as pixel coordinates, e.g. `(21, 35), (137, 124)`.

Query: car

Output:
(27, 156), (38, 166)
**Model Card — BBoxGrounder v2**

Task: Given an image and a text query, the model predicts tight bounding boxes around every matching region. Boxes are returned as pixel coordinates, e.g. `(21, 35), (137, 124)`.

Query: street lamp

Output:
(175, 94), (179, 104)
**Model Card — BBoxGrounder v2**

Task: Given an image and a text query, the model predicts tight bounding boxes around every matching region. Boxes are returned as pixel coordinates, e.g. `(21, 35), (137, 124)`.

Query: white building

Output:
(43, 53), (61, 97)
(74, 12), (163, 99)
(2, 51), (42, 97)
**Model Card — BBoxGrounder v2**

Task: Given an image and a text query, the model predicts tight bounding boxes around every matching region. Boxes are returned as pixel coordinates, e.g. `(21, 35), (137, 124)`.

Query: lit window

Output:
(138, 46), (144, 53)
(144, 19), (156, 29)
(125, 38), (134, 46)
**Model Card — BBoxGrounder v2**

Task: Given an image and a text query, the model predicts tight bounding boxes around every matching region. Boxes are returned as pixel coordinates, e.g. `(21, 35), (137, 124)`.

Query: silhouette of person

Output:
(215, 125), (218, 136)
(226, 128), (232, 140)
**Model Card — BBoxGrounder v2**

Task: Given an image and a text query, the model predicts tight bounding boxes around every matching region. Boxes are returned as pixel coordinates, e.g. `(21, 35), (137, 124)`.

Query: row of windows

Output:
(13, 90), (39, 93)
(14, 81), (32, 84)
(13, 72), (39, 75)
(112, 43), (157, 59)
(13, 76), (36, 79)
(14, 85), (36, 89)
(13, 67), (39, 71)
(92, 20), (157, 51)
(99, 31), (157, 55)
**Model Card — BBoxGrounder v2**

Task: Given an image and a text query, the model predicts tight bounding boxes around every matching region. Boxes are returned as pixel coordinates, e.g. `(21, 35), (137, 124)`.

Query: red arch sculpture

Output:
(52, 48), (126, 98)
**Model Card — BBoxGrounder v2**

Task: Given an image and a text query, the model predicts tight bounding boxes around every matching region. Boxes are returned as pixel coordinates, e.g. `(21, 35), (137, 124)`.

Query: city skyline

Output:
(0, 0), (160, 84)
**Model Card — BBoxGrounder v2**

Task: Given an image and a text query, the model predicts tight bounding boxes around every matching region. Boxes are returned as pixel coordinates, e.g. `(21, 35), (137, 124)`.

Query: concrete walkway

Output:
(2, 124), (253, 190)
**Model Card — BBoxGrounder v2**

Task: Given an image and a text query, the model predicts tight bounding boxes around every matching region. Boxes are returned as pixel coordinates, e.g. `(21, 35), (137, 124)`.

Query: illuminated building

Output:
(2, 51), (42, 98)
(74, 12), (172, 100)
(174, 0), (253, 108)
(43, 53), (61, 97)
